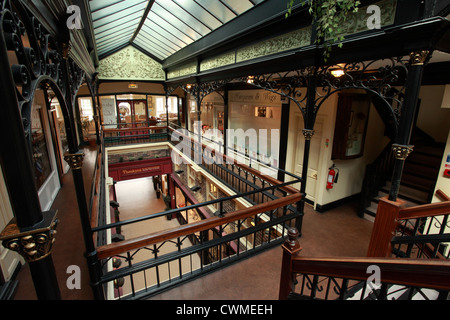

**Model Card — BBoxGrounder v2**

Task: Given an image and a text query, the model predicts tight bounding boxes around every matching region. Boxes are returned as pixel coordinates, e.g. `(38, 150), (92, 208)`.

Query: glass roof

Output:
(89, 0), (265, 60)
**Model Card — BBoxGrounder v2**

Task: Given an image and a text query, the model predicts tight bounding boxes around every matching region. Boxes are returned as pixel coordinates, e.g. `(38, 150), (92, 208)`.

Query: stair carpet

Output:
(363, 144), (444, 221)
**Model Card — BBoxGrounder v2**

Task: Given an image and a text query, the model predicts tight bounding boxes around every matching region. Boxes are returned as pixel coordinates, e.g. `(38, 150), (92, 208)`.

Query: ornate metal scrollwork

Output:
(242, 57), (409, 131)
(1, 0), (86, 149)
(315, 57), (409, 121)
(242, 68), (311, 115)
(181, 80), (229, 104)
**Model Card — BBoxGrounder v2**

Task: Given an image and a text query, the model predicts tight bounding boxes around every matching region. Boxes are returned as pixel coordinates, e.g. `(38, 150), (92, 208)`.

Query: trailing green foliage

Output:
(286, 0), (361, 62)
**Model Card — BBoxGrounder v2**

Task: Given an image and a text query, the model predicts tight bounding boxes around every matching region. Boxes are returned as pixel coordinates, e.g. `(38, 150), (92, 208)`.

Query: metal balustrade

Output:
(92, 123), (304, 299)
(279, 190), (450, 301)
(102, 124), (169, 146)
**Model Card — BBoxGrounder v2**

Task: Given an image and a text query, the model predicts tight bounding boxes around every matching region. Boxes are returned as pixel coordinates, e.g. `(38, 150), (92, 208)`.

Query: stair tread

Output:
(403, 163), (440, 177)
(383, 182), (429, 204)
(412, 145), (445, 157)
(401, 174), (435, 191)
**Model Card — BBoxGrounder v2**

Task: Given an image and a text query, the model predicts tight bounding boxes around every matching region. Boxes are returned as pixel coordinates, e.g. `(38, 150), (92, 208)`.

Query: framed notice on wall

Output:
(102, 98), (116, 128)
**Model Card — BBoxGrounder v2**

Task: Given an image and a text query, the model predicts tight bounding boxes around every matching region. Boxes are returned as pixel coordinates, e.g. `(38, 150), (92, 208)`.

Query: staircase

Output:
(279, 189), (450, 301)
(360, 129), (444, 220)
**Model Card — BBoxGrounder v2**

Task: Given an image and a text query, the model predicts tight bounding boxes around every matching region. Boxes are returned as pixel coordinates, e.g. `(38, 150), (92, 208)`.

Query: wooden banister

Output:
(103, 126), (167, 133)
(367, 196), (405, 257)
(367, 189), (450, 257)
(290, 257), (450, 291)
(96, 192), (302, 260)
(279, 228), (302, 300)
(398, 200), (450, 220)
(90, 149), (103, 229)
(436, 189), (450, 202)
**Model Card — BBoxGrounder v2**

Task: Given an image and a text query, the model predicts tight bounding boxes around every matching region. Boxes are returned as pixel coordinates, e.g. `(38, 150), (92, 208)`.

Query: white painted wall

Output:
(0, 166), (24, 281)
(416, 85), (450, 143)
(286, 89), (389, 208)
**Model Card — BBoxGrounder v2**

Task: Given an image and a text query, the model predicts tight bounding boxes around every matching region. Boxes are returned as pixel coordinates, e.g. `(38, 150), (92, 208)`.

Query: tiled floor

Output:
(11, 146), (374, 300)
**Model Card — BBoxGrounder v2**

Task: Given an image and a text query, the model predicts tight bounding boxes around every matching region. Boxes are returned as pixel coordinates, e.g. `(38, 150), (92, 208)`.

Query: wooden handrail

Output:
(436, 189), (450, 202)
(90, 149), (103, 229)
(96, 192), (302, 260)
(103, 126), (167, 133)
(280, 227), (450, 300)
(289, 257), (450, 291)
(398, 200), (450, 220)
(367, 189), (450, 257)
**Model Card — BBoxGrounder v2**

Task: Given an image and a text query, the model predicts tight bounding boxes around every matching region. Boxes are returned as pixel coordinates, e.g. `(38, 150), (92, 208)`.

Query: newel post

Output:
(279, 228), (302, 300)
(367, 196), (405, 257)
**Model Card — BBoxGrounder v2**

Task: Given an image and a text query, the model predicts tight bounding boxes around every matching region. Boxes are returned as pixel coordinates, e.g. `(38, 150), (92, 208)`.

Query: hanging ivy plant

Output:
(286, 0), (361, 62)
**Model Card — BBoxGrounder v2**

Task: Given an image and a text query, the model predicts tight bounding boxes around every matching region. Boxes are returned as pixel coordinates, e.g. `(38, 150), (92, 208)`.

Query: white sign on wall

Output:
(102, 98), (116, 128)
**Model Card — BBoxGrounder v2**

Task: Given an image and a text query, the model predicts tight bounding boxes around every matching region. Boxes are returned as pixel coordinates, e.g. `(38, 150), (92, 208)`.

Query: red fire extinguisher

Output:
(326, 164), (339, 189)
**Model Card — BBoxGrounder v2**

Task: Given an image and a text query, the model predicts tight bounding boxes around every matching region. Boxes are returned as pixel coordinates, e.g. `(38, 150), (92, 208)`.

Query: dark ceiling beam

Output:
(165, 17), (450, 86)
(129, 0), (156, 44)
(162, 0), (297, 69)
(75, 0), (99, 67)
(163, 0), (449, 73)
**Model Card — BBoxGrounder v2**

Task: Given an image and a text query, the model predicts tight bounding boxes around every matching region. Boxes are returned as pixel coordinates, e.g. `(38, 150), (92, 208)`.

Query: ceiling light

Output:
(331, 69), (345, 78)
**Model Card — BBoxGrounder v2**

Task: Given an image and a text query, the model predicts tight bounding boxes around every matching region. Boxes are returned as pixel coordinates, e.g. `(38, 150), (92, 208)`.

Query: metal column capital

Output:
(302, 129), (315, 140)
(409, 50), (430, 66)
(64, 151), (85, 170)
(0, 211), (58, 263)
(392, 143), (414, 160)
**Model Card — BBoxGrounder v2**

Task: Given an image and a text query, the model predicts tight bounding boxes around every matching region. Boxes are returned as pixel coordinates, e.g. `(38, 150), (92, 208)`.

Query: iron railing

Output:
(279, 191), (450, 301)
(284, 256), (450, 300)
(391, 190), (450, 259)
(92, 123), (303, 299)
(102, 124), (169, 147)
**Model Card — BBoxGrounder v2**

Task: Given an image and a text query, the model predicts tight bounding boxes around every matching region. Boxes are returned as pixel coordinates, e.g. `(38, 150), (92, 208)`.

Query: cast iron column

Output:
(89, 79), (101, 145)
(60, 54), (105, 300)
(388, 50), (430, 201)
(296, 70), (318, 235)
(0, 27), (60, 300)
(64, 152), (105, 300)
(223, 87), (229, 155)
(277, 99), (291, 182)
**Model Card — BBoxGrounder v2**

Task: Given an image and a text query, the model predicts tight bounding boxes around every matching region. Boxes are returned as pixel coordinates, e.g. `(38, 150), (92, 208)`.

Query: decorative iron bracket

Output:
(64, 151), (85, 170)
(0, 210), (58, 263)
(302, 129), (315, 140)
(392, 143), (414, 160)
(410, 50), (430, 66)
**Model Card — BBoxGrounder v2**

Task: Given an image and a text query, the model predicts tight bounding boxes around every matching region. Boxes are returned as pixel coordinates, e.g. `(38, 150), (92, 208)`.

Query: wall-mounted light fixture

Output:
(331, 69), (345, 78)
(190, 186), (201, 192)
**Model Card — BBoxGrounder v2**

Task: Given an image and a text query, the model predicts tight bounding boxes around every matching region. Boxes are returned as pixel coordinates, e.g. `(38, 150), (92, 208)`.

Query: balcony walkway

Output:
(12, 146), (374, 300)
